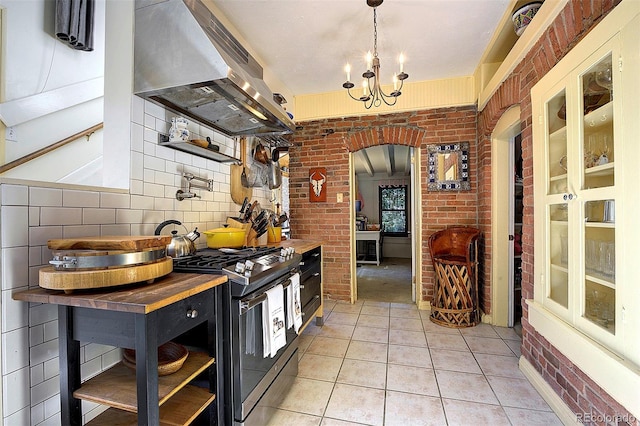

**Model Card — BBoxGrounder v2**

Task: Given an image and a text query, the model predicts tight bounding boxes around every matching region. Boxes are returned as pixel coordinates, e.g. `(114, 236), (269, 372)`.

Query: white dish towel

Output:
(286, 273), (303, 334)
(262, 284), (286, 358)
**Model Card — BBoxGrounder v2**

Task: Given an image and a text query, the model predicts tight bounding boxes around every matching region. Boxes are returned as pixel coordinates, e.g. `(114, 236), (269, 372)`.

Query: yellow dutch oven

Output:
(202, 227), (246, 248)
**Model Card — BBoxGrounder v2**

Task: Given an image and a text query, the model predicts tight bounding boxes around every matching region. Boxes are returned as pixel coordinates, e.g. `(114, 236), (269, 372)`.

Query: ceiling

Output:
(211, 0), (514, 175)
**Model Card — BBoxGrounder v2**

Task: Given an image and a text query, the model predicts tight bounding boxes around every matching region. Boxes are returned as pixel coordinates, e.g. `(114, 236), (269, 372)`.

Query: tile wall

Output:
(0, 96), (275, 424)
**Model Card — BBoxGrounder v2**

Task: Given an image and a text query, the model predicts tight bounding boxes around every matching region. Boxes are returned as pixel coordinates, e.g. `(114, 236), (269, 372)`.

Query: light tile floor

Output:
(267, 299), (563, 426)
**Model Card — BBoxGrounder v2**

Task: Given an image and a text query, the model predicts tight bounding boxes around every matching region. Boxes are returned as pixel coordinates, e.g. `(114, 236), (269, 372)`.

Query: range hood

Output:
(134, 0), (295, 137)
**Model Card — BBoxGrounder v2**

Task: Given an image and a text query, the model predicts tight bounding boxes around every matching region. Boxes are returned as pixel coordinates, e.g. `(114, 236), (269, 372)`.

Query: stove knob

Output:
(245, 259), (255, 271)
(234, 261), (246, 274)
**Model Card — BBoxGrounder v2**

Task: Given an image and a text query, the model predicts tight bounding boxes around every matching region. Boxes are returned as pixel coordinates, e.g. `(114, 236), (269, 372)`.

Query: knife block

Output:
(226, 218), (252, 246)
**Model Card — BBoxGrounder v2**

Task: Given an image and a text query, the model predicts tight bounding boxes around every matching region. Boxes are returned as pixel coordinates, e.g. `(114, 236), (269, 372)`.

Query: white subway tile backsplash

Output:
(116, 209), (143, 224)
(144, 113), (156, 129)
(29, 324), (44, 347)
(141, 210), (166, 227)
(156, 145), (175, 162)
(1, 246), (28, 290)
(102, 348), (122, 370)
(101, 224), (131, 235)
(3, 367), (30, 416)
(143, 127), (158, 148)
(2, 327), (29, 374)
(62, 225), (102, 239)
(29, 206), (40, 227)
(130, 195), (154, 210)
(80, 355), (102, 382)
(154, 197), (174, 212)
(155, 170), (175, 186)
(143, 182), (165, 198)
(131, 94), (144, 125)
(30, 375), (60, 406)
(43, 320), (58, 341)
(6, 406), (30, 425)
(1, 184), (28, 205)
(43, 394), (61, 422)
(192, 155), (208, 169)
(1, 206), (29, 247)
(40, 207), (83, 226)
(143, 168), (155, 184)
(43, 358), (59, 382)
(132, 152), (145, 182)
(28, 304), (57, 328)
(82, 208), (116, 225)
(130, 179), (144, 195)
(143, 139), (157, 157)
(100, 192), (130, 209)
(29, 225), (62, 246)
(175, 150), (193, 166)
(30, 363), (44, 386)
(2, 290), (28, 332)
(131, 122), (144, 153)
(29, 188), (62, 207)
(85, 344), (116, 362)
(63, 189), (100, 208)
(144, 155), (165, 172)
(29, 340), (58, 366)
(144, 99), (165, 119)
(29, 246), (42, 267)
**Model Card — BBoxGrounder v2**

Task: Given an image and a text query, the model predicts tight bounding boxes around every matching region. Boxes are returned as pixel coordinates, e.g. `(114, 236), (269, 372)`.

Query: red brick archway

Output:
(342, 126), (425, 152)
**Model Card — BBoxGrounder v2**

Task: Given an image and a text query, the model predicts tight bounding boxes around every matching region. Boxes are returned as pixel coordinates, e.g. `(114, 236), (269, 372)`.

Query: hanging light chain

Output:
(373, 8), (378, 58)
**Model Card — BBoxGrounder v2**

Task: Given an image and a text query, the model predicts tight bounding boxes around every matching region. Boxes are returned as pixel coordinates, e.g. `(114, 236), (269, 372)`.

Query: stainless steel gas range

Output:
(173, 246), (302, 426)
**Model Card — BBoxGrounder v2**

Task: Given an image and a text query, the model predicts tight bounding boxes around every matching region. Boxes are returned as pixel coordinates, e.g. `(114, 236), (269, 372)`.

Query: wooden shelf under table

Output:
(87, 385), (215, 426)
(74, 351), (214, 412)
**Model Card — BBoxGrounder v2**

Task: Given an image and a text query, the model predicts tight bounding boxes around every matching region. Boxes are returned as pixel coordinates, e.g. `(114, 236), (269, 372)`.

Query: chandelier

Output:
(342, 0), (408, 109)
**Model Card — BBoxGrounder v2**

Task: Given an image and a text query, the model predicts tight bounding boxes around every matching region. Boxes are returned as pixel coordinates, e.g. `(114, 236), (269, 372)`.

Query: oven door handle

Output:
(239, 276), (295, 314)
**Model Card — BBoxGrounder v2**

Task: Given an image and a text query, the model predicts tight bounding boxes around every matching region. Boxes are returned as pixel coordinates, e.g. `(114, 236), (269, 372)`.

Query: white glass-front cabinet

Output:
(532, 2), (640, 374)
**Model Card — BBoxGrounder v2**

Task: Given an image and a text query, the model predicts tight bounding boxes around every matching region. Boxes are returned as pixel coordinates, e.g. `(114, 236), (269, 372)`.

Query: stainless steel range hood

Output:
(134, 0), (295, 137)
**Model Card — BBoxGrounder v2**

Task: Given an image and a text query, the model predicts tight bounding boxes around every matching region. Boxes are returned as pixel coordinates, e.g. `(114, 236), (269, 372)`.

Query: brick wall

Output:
(478, 0), (636, 422)
(289, 107), (478, 304)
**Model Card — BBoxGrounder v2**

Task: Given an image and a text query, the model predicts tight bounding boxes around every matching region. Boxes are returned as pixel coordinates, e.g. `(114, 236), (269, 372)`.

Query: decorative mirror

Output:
(427, 142), (470, 191)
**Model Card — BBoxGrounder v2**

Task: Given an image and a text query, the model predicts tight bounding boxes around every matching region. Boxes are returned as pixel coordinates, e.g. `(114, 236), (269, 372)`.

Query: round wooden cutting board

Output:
(39, 257), (174, 292)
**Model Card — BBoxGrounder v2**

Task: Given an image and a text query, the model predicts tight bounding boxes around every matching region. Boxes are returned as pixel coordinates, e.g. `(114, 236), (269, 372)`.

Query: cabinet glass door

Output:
(580, 54), (616, 334)
(547, 90), (568, 196)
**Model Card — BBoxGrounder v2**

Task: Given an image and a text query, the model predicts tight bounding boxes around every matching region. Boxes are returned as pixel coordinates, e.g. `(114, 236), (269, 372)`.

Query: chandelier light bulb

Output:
(366, 51), (373, 71)
(399, 53), (405, 73)
(345, 64), (351, 82)
(362, 79), (368, 96)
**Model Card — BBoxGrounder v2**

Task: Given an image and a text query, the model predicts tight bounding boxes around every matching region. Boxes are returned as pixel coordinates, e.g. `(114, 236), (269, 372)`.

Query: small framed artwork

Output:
(309, 167), (327, 202)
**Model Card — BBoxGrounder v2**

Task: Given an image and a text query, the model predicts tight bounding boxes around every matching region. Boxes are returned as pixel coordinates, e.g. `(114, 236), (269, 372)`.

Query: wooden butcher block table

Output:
(14, 272), (228, 425)
(39, 236), (174, 292)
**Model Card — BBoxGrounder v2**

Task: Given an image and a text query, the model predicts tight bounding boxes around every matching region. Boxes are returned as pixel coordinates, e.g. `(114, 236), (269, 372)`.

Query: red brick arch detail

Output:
(342, 126), (426, 152)
(480, 74), (522, 136)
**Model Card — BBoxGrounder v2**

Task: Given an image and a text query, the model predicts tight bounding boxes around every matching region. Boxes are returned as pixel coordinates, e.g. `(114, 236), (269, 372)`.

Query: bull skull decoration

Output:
(309, 167), (327, 202)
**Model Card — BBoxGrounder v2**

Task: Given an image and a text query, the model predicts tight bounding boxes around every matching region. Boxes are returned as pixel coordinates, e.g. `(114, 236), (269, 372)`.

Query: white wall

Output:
(0, 0), (106, 181)
(356, 173), (411, 259)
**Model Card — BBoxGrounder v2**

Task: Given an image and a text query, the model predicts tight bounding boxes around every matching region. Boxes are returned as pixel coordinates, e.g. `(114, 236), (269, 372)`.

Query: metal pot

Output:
(154, 220), (200, 257)
(202, 227), (246, 249)
(267, 159), (282, 189)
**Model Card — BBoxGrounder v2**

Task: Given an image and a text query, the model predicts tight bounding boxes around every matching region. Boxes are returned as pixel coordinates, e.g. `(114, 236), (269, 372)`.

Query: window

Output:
(379, 185), (408, 236)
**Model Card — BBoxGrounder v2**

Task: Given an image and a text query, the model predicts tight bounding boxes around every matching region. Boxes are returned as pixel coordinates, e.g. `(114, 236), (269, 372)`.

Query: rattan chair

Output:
(428, 226), (481, 328)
